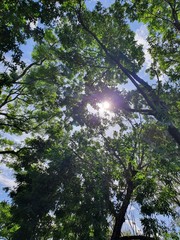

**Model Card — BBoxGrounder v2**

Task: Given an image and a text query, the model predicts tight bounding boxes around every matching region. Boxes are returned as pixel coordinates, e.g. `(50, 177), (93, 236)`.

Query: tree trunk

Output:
(168, 124), (180, 145)
(111, 181), (134, 240)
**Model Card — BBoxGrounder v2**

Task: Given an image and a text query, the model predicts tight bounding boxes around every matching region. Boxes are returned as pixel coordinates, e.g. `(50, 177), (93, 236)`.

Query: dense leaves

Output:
(0, 0), (64, 70)
(0, 1), (179, 240)
(125, 0), (180, 81)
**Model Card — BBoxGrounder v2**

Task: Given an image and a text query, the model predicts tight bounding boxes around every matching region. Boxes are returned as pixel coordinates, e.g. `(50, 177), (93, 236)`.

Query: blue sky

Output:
(86, 0), (115, 9)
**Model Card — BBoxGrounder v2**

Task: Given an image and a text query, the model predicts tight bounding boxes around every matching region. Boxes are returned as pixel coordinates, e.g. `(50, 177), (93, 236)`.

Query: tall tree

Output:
(6, 113), (179, 239)
(0, 1), (179, 240)
(23, 0), (180, 144)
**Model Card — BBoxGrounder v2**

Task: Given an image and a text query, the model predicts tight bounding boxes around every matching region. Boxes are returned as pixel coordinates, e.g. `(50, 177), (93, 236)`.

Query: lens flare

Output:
(98, 101), (111, 114)
(102, 101), (110, 109)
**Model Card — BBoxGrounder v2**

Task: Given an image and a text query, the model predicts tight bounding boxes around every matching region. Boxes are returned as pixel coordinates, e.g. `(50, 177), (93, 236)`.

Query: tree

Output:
(0, 1), (179, 240)
(125, 0), (180, 80)
(1, 1), (179, 148)
(0, 0), (64, 71)
(76, 1), (180, 145)
(7, 124), (110, 239)
(6, 113), (179, 239)
(25, 0), (180, 144)
(0, 201), (19, 240)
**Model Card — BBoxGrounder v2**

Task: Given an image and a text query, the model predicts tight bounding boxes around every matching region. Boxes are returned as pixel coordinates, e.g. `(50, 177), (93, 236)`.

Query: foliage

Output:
(0, 201), (19, 239)
(125, 0), (180, 80)
(0, 0), (62, 70)
(0, 1), (179, 240)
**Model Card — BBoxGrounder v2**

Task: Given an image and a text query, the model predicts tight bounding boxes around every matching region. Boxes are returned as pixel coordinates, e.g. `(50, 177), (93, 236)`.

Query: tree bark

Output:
(111, 180), (134, 240)
(168, 124), (180, 145)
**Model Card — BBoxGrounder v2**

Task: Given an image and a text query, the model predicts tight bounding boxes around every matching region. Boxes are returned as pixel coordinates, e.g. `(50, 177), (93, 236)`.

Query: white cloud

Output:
(0, 164), (16, 189)
(123, 219), (143, 235)
(135, 25), (152, 68)
(27, 20), (38, 30)
(135, 25), (169, 84)
(122, 203), (143, 235)
(0, 174), (16, 188)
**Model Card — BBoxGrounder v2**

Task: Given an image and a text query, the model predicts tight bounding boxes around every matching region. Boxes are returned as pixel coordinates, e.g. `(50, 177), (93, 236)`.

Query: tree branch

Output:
(0, 86), (25, 109)
(0, 123), (28, 132)
(0, 147), (32, 155)
(101, 133), (127, 172)
(15, 58), (46, 82)
(77, 8), (180, 145)
(127, 108), (154, 115)
(77, 9), (156, 112)
(119, 236), (157, 240)
(164, 0), (180, 31)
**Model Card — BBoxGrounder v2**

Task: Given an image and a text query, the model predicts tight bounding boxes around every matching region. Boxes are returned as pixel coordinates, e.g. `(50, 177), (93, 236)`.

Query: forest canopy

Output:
(0, 0), (179, 240)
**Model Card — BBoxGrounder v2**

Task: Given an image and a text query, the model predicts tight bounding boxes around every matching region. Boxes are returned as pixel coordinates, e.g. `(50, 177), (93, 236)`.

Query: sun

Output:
(101, 101), (110, 110)
(98, 101), (111, 114)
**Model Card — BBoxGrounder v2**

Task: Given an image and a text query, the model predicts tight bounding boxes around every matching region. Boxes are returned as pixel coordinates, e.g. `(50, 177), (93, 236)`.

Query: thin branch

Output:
(127, 108), (154, 115)
(0, 86), (25, 109)
(0, 112), (29, 122)
(100, 133), (127, 172)
(0, 88), (15, 109)
(69, 139), (97, 169)
(145, 10), (174, 25)
(0, 150), (18, 155)
(15, 58), (46, 82)
(0, 123), (28, 132)
(0, 147), (33, 155)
